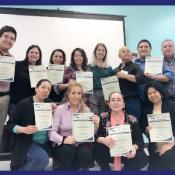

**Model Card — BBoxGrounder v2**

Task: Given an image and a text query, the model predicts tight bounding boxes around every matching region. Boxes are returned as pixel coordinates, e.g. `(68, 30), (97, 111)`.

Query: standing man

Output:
(161, 39), (175, 101)
(0, 26), (17, 148)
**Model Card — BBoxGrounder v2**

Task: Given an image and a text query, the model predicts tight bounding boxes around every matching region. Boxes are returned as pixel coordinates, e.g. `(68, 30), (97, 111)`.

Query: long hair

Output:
(70, 48), (88, 71)
(63, 82), (88, 112)
(24, 45), (42, 65)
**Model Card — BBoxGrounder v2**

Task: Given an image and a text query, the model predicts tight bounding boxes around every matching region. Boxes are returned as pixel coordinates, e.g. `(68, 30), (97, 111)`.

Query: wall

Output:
(1, 5), (175, 57)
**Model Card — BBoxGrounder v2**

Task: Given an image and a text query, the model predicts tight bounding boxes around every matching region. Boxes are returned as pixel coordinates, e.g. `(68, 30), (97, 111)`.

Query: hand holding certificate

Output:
(76, 71), (93, 94)
(34, 103), (53, 131)
(108, 124), (132, 157)
(29, 65), (48, 88)
(147, 113), (174, 142)
(0, 56), (15, 82)
(145, 57), (163, 76)
(73, 113), (94, 142)
(101, 76), (121, 101)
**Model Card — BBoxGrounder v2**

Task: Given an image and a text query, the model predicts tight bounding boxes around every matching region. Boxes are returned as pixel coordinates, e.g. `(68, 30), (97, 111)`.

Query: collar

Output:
(65, 102), (81, 112)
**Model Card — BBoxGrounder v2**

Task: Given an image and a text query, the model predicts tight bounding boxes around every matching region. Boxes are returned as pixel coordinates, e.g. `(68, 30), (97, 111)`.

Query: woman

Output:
(94, 92), (148, 171)
(62, 48), (92, 108)
(141, 81), (175, 170)
(49, 82), (99, 170)
(10, 45), (42, 113)
(49, 49), (66, 103)
(6, 79), (53, 170)
(90, 43), (114, 116)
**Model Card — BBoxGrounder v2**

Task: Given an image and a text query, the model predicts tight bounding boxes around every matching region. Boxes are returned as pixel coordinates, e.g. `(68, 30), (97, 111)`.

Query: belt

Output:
(0, 92), (9, 97)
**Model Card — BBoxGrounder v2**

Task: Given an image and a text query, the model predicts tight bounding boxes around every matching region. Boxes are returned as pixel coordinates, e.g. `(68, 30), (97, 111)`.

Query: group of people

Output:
(0, 25), (175, 171)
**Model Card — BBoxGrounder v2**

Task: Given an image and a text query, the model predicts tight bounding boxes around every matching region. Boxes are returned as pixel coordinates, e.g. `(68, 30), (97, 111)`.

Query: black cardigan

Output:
(6, 96), (51, 170)
(141, 100), (175, 155)
(96, 112), (144, 150)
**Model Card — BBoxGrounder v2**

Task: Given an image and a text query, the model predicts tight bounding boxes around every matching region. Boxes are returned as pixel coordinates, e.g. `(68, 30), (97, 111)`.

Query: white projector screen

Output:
(0, 8), (125, 68)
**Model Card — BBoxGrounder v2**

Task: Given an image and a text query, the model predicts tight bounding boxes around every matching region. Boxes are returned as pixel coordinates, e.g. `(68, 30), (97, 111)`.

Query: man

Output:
(135, 39), (173, 99)
(0, 26), (17, 149)
(161, 39), (175, 101)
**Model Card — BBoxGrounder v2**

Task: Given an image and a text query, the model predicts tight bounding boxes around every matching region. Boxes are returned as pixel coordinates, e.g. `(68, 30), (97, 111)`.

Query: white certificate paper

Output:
(29, 65), (48, 88)
(108, 124), (132, 157)
(76, 71), (93, 94)
(34, 103), (53, 131)
(73, 113), (94, 142)
(147, 113), (174, 142)
(145, 57), (163, 75)
(101, 76), (121, 101)
(48, 64), (64, 85)
(0, 56), (15, 82)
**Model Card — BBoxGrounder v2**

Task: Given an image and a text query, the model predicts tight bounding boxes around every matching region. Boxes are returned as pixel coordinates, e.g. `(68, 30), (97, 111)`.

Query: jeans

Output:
(19, 142), (49, 171)
(0, 95), (10, 148)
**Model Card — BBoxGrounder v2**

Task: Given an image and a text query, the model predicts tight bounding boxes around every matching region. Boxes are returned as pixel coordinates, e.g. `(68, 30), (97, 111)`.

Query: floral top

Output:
(96, 112), (144, 150)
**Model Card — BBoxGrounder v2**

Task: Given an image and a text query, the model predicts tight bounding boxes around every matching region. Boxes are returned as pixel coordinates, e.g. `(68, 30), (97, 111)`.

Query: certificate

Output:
(145, 57), (163, 75)
(108, 124), (132, 157)
(101, 76), (120, 101)
(73, 113), (94, 142)
(29, 65), (48, 88)
(34, 103), (53, 131)
(147, 113), (174, 142)
(0, 56), (15, 82)
(76, 71), (93, 94)
(48, 64), (64, 85)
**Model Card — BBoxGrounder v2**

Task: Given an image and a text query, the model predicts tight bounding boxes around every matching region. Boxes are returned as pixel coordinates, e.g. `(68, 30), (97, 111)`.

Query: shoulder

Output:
(127, 114), (138, 124)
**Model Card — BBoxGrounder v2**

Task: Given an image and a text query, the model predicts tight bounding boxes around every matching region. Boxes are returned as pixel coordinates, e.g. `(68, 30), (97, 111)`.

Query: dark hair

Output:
(0, 25), (17, 40)
(145, 81), (166, 102)
(24, 45), (42, 65)
(36, 79), (52, 88)
(70, 48), (88, 71)
(137, 39), (152, 50)
(49, 49), (66, 65)
(93, 43), (107, 61)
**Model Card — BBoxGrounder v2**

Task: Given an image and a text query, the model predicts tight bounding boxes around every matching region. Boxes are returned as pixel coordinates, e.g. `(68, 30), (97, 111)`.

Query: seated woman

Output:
(141, 81), (175, 170)
(6, 79), (54, 171)
(49, 82), (99, 170)
(94, 91), (148, 171)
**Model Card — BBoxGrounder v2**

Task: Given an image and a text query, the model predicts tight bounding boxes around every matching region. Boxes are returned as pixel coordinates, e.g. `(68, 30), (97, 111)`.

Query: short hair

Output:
(0, 25), (17, 41)
(36, 79), (52, 88)
(145, 81), (166, 101)
(49, 49), (66, 65)
(161, 39), (175, 49)
(24, 45), (42, 65)
(70, 48), (88, 71)
(137, 39), (152, 50)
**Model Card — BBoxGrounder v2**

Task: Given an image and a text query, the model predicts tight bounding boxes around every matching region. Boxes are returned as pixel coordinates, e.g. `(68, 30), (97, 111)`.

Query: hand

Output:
(91, 115), (100, 129)
(69, 79), (76, 84)
(116, 71), (127, 79)
(126, 145), (137, 158)
(144, 73), (155, 80)
(63, 136), (76, 144)
(104, 136), (116, 148)
(51, 102), (57, 112)
(17, 125), (38, 134)
(159, 143), (174, 156)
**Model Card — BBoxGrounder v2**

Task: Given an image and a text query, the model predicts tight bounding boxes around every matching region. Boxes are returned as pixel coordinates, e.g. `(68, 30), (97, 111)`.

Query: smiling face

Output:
(138, 42), (151, 59)
(0, 32), (16, 52)
(35, 81), (52, 101)
(147, 87), (162, 105)
(52, 51), (64, 65)
(118, 47), (132, 63)
(68, 85), (83, 107)
(74, 50), (83, 67)
(27, 47), (40, 65)
(108, 92), (125, 113)
(95, 45), (107, 61)
(161, 40), (175, 60)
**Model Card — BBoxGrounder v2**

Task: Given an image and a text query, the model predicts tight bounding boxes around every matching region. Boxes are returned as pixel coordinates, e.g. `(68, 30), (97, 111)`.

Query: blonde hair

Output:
(92, 43), (109, 68)
(63, 82), (89, 112)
